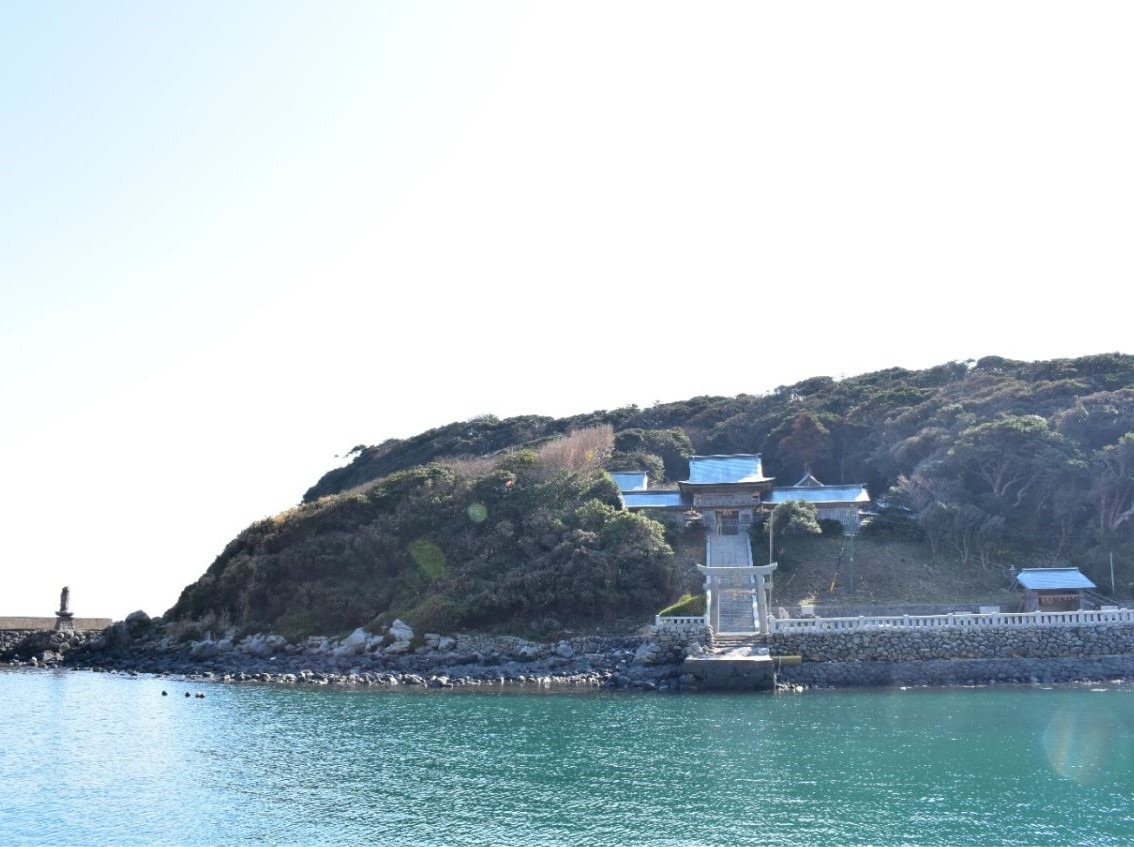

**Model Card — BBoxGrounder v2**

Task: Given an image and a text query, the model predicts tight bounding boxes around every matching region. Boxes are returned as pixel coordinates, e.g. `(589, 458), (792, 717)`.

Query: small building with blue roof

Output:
(1016, 567), (1096, 612)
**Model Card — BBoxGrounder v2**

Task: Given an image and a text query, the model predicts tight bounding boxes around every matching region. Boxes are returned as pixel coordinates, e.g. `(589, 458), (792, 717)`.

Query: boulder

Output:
(514, 643), (541, 661)
(305, 637), (332, 655)
(189, 639), (220, 659)
(332, 628), (371, 657)
(124, 611), (152, 639)
(240, 633), (288, 659)
(108, 621), (133, 650)
(388, 619), (414, 643)
(633, 641), (661, 664)
(555, 641), (575, 659)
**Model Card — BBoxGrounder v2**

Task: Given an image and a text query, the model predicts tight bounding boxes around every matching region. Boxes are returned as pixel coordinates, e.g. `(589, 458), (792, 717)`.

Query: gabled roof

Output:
(793, 472), (824, 487)
(681, 454), (772, 486)
(769, 484), (871, 506)
(609, 471), (649, 492)
(1015, 568), (1096, 591)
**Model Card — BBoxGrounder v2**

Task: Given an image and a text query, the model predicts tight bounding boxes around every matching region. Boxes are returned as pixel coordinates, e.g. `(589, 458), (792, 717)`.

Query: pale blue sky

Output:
(2, 2), (1131, 618)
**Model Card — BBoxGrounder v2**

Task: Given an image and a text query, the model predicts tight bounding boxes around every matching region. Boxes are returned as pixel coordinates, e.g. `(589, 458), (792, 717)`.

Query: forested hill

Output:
(307, 353), (1134, 535)
(168, 353), (1134, 636)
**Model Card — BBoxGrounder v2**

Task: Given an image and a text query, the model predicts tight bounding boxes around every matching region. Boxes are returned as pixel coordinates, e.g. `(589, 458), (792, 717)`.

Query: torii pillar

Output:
(696, 563), (779, 634)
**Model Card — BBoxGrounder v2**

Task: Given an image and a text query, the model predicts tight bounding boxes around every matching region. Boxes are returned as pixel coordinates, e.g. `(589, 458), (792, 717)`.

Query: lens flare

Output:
(1042, 704), (1121, 785)
(408, 539), (446, 581)
(467, 502), (488, 523)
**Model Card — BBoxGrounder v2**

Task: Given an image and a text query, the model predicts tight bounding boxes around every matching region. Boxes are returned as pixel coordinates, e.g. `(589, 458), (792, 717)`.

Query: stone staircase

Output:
(707, 533), (752, 567)
(711, 632), (767, 655)
(717, 590), (756, 633)
(707, 533), (756, 634)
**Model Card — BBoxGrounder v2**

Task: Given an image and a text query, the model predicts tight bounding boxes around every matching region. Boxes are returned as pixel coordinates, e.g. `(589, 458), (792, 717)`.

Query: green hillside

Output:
(167, 354), (1134, 635)
(169, 434), (676, 638)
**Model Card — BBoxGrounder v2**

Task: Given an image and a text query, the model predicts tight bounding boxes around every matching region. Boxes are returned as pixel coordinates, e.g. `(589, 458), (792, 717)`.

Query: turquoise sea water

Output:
(2, 670), (1133, 846)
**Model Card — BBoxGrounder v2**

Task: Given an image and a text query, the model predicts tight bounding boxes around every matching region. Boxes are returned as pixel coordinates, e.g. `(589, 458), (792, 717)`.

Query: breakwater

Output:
(0, 617), (112, 630)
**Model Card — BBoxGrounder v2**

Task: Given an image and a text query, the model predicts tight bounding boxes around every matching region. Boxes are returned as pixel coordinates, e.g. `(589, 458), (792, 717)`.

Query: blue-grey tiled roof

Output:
(1016, 568), (1096, 591)
(682, 454), (770, 485)
(621, 491), (688, 509)
(609, 471), (649, 492)
(769, 484), (871, 506)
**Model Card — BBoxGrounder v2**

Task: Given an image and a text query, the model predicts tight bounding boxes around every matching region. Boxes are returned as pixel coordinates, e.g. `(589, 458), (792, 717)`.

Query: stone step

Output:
(707, 534), (753, 567)
(717, 591), (756, 633)
(710, 635), (768, 655)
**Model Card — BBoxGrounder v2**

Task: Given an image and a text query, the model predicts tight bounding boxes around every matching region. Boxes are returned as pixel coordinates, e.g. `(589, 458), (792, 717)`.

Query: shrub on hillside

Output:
(167, 458), (674, 637)
(819, 518), (845, 537)
(535, 424), (614, 478)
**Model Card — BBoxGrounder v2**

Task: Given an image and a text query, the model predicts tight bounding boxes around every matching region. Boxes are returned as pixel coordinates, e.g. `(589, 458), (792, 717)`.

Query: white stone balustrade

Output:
(654, 615), (708, 627)
(767, 607), (1134, 633)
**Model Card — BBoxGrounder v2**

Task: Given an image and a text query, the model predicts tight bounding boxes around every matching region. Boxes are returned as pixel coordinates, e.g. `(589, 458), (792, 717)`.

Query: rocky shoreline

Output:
(6, 615), (1134, 693)
(0, 617), (692, 692)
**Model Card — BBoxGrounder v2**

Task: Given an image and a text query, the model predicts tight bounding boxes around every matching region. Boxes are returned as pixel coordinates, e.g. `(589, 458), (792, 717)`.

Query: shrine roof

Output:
(769, 484), (871, 505)
(681, 454), (772, 486)
(1015, 568), (1096, 591)
(620, 490), (687, 509)
(609, 471), (649, 492)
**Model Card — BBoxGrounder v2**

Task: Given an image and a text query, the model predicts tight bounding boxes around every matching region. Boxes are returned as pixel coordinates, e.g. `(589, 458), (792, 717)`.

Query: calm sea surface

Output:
(2, 669), (1133, 847)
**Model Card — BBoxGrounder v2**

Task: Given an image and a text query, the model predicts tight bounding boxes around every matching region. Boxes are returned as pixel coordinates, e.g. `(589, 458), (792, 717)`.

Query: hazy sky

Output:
(2, 2), (1131, 619)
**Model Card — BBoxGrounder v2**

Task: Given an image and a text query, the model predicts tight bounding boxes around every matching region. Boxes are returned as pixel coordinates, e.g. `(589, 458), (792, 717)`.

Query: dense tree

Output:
(613, 427), (693, 481)
(1092, 434), (1134, 536)
(776, 413), (833, 479)
(948, 416), (1072, 506)
(759, 499), (823, 566)
(1055, 390), (1134, 452)
(168, 353), (1134, 633)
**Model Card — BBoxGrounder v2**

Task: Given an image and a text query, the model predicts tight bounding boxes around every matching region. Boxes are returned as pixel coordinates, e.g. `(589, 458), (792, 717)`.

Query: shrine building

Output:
(612, 454), (871, 634)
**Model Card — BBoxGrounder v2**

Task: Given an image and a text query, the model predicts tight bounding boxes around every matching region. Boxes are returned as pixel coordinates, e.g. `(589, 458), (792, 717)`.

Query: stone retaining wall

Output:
(771, 624), (1134, 663)
(645, 623), (712, 663)
(771, 624), (1134, 688)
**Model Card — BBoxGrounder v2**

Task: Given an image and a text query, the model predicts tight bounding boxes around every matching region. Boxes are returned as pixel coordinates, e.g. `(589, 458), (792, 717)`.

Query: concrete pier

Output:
(681, 654), (776, 691)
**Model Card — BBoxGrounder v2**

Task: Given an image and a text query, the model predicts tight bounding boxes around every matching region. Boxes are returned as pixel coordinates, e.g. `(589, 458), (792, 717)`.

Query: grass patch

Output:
(769, 536), (1019, 609)
(658, 593), (706, 617)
